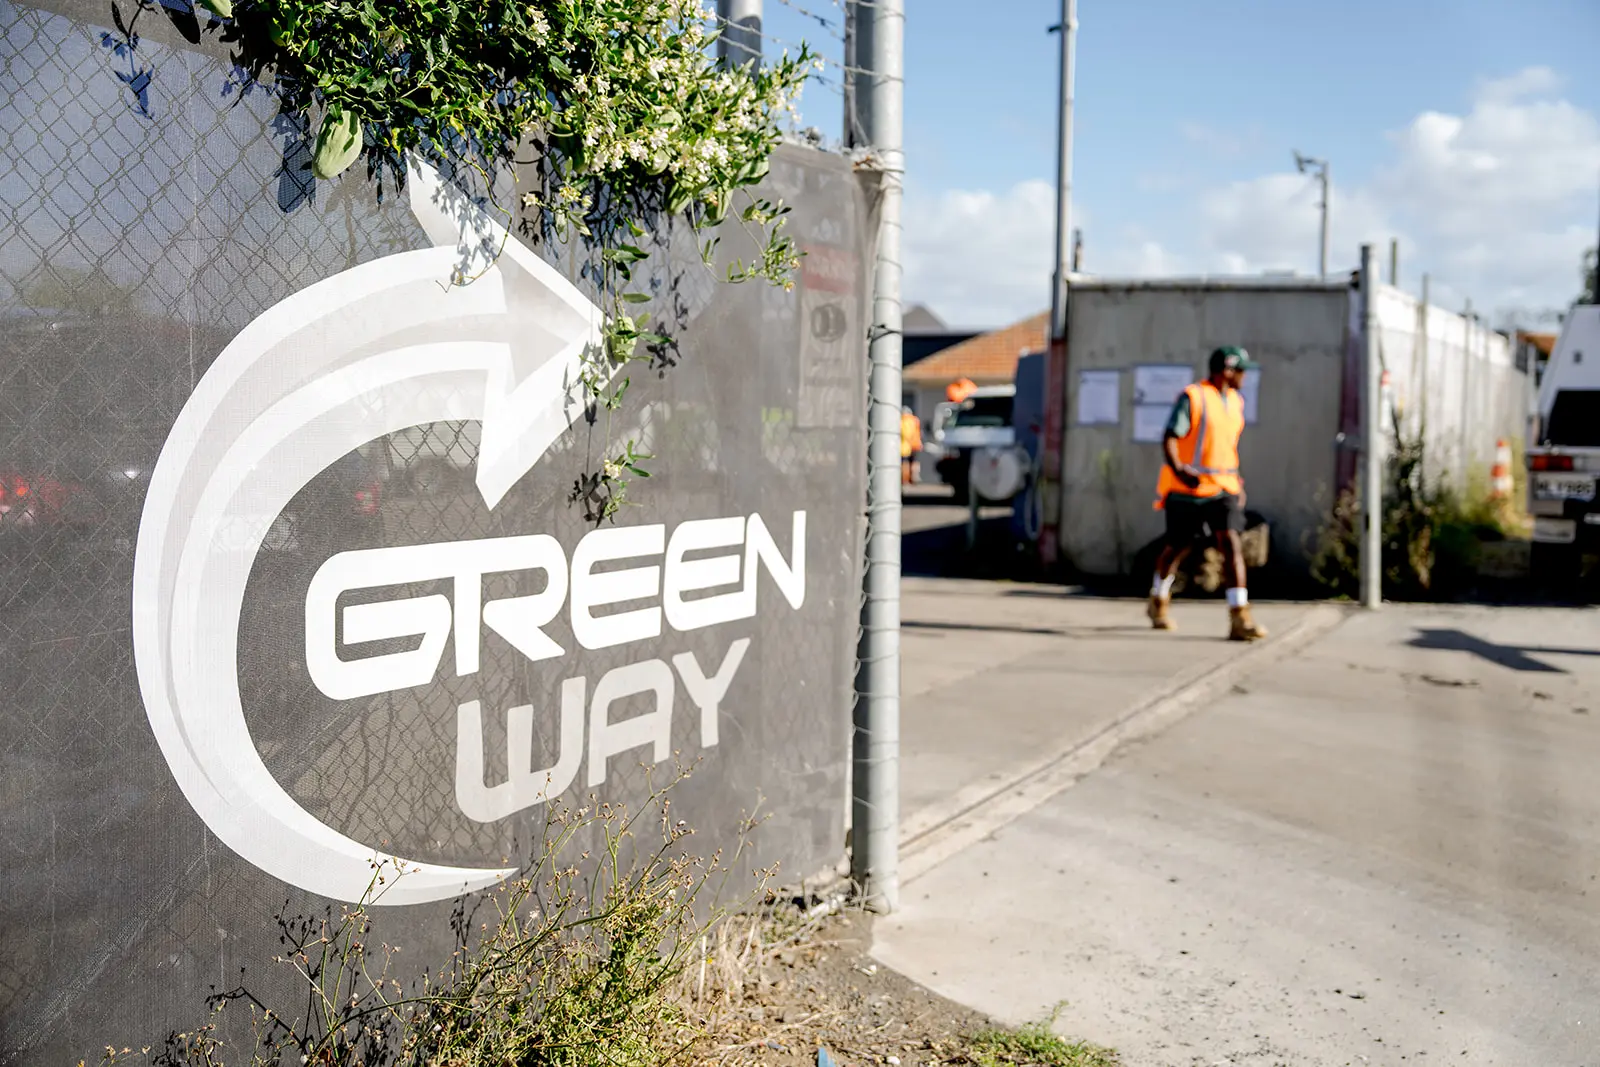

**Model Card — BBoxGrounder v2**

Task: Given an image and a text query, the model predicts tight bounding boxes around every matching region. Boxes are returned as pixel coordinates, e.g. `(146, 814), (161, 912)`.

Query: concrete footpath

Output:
(896, 579), (1342, 878)
(880, 588), (1600, 1066)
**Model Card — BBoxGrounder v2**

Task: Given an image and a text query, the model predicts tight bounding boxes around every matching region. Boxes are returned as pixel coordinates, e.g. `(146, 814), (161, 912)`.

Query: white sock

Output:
(1152, 574), (1176, 598)
(1226, 587), (1249, 609)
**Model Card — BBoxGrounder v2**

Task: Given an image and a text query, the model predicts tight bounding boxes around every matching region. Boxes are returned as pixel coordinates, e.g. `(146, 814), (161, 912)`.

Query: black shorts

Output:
(1163, 492), (1244, 545)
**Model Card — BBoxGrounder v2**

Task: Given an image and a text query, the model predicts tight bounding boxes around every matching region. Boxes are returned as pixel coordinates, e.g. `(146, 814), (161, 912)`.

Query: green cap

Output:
(1209, 345), (1258, 373)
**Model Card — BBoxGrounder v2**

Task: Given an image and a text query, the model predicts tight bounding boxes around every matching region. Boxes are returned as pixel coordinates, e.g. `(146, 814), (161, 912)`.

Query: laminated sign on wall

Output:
(0, 2), (868, 1059)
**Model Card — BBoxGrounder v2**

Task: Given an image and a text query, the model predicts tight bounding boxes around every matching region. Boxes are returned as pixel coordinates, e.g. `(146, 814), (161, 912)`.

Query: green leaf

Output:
(312, 108), (363, 180)
(195, 0), (232, 18)
(668, 184), (696, 217)
(621, 292), (651, 304)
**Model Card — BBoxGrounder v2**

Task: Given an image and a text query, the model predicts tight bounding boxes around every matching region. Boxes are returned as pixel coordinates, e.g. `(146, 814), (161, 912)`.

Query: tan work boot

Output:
(1228, 605), (1268, 642)
(1147, 595), (1175, 631)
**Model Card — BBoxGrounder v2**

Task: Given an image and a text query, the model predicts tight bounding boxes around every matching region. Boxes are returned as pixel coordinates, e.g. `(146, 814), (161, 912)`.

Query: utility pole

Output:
(716, 0), (762, 68)
(1389, 238), (1399, 287)
(850, 0), (904, 915)
(1295, 151), (1330, 280)
(1359, 244), (1382, 609)
(1049, 0), (1077, 343)
(1037, 0), (1077, 568)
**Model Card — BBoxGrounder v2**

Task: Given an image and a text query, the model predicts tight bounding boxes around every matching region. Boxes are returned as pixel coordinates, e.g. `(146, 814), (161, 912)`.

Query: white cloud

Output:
(901, 179), (1056, 328)
(903, 67), (1600, 327)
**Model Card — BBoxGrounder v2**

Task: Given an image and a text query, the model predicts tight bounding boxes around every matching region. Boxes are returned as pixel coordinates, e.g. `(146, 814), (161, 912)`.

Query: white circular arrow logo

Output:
(133, 162), (610, 906)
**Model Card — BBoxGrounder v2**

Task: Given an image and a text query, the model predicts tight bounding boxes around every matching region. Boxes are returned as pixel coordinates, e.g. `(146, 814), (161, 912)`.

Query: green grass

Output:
(961, 1019), (1120, 1067)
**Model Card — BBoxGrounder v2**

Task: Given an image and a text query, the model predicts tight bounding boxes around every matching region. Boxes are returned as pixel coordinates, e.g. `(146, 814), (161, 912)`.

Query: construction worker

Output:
(900, 405), (923, 484)
(1147, 345), (1268, 642)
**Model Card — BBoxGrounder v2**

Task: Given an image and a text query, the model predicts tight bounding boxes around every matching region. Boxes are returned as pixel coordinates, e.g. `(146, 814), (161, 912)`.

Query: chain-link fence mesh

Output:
(0, 1), (868, 1061)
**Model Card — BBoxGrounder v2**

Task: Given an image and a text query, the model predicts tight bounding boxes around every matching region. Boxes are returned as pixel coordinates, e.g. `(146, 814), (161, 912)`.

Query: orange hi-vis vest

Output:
(1153, 381), (1244, 510)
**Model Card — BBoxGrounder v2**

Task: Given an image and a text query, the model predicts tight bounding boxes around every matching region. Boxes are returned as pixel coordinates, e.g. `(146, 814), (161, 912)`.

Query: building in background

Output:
(1046, 278), (1525, 585)
(902, 304), (980, 396)
(902, 311), (1046, 425)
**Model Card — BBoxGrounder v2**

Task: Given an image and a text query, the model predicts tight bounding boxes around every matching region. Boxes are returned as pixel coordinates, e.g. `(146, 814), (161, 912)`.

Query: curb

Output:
(897, 603), (1352, 885)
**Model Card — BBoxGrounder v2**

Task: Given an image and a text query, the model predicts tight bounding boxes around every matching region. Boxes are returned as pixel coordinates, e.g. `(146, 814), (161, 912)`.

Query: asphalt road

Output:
(875, 602), (1600, 1066)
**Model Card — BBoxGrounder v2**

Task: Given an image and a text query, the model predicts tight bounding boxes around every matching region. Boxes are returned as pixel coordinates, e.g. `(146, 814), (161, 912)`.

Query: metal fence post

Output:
(851, 0), (904, 914)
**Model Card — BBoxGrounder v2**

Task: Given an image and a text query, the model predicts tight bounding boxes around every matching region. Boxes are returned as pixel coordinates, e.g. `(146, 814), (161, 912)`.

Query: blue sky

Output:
(762, 0), (1600, 328)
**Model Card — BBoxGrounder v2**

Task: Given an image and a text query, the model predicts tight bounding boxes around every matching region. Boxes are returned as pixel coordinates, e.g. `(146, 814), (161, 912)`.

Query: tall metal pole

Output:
(1049, 0), (1077, 343)
(843, 1), (874, 148)
(1318, 163), (1330, 281)
(1389, 238), (1399, 287)
(852, 0), (904, 914)
(1037, 0), (1077, 568)
(716, 0), (762, 67)
(1359, 244), (1382, 609)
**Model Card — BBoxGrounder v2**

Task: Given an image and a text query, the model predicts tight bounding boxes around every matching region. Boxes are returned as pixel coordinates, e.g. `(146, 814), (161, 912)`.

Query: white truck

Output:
(1527, 304), (1600, 582)
(925, 384), (1017, 501)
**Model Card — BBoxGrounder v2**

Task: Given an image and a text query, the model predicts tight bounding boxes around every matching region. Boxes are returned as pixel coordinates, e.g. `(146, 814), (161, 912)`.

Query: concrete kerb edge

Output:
(896, 603), (1353, 886)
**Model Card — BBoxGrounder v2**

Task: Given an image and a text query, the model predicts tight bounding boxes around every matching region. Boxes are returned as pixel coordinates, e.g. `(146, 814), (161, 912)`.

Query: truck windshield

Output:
(948, 396), (1013, 429)
(1545, 390), (1600, 447)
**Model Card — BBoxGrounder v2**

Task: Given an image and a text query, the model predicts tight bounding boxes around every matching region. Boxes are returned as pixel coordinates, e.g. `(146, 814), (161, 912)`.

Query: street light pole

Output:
(1294, 151), (1330, 280)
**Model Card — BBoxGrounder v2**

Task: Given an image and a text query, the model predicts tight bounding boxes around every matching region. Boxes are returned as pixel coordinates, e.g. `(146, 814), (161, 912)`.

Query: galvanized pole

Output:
(1037, 0), (1077, 568)
(1318, 163), (1330, 281)
(1049, 0), (1077, 342)
(844, 1), (875, 149)
(852, 0), (904, 914)
(716, 0), (762, 67)
(1389, 238), (1399, 287)
(1359, 244), (1382, 609)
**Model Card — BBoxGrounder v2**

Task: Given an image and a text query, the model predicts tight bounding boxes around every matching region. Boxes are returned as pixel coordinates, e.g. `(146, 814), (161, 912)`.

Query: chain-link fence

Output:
(0, 1), (868, 1061)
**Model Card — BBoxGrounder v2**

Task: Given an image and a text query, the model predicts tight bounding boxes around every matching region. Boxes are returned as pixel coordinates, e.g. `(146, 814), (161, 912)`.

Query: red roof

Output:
(902, 311), (1047, 386)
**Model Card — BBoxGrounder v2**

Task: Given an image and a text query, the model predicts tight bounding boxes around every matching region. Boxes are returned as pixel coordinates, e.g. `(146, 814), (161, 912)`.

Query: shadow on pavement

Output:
(1407, 627), (1600, 674)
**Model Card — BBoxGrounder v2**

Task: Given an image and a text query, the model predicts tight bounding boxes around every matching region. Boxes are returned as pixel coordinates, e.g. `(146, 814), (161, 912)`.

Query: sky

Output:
(760, 0), (1600, 330)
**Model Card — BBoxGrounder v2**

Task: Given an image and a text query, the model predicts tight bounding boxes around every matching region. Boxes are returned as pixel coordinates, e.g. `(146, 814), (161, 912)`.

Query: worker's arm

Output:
(1162, 395), (1202, 489)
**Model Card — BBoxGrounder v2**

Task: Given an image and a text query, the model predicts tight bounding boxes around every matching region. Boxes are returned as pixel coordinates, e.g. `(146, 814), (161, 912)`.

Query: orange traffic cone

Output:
(1490, 439), (1513, 499)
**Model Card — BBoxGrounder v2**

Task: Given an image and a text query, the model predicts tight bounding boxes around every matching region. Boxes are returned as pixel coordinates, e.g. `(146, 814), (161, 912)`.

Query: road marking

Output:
(897, 604), (1351, 885)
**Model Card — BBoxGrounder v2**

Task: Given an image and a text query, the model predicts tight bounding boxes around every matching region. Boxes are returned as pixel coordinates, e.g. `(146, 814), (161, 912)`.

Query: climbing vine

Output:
(205, 0), (815, 520)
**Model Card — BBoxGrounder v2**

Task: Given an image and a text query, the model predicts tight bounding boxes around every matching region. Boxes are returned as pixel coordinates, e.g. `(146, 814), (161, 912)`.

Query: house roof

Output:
(902, 304), (949, 334)
(1518, 331), (1558, 358)
(902, 311), (1047, 385)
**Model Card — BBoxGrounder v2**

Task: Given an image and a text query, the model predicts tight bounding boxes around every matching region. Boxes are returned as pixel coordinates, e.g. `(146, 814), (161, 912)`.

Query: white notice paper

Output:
(1076, 369), (1120, 425)
(1132, 404), (1170, 444)
(1132, 365), (1194, 408)
(1239, 369), (1260, 424)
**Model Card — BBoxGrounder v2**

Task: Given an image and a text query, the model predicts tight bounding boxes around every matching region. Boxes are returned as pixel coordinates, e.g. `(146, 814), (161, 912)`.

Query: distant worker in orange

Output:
(946, 377), (977, 404)
(1147, 346), (1268, 642)
(900, 405), (923, 484)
